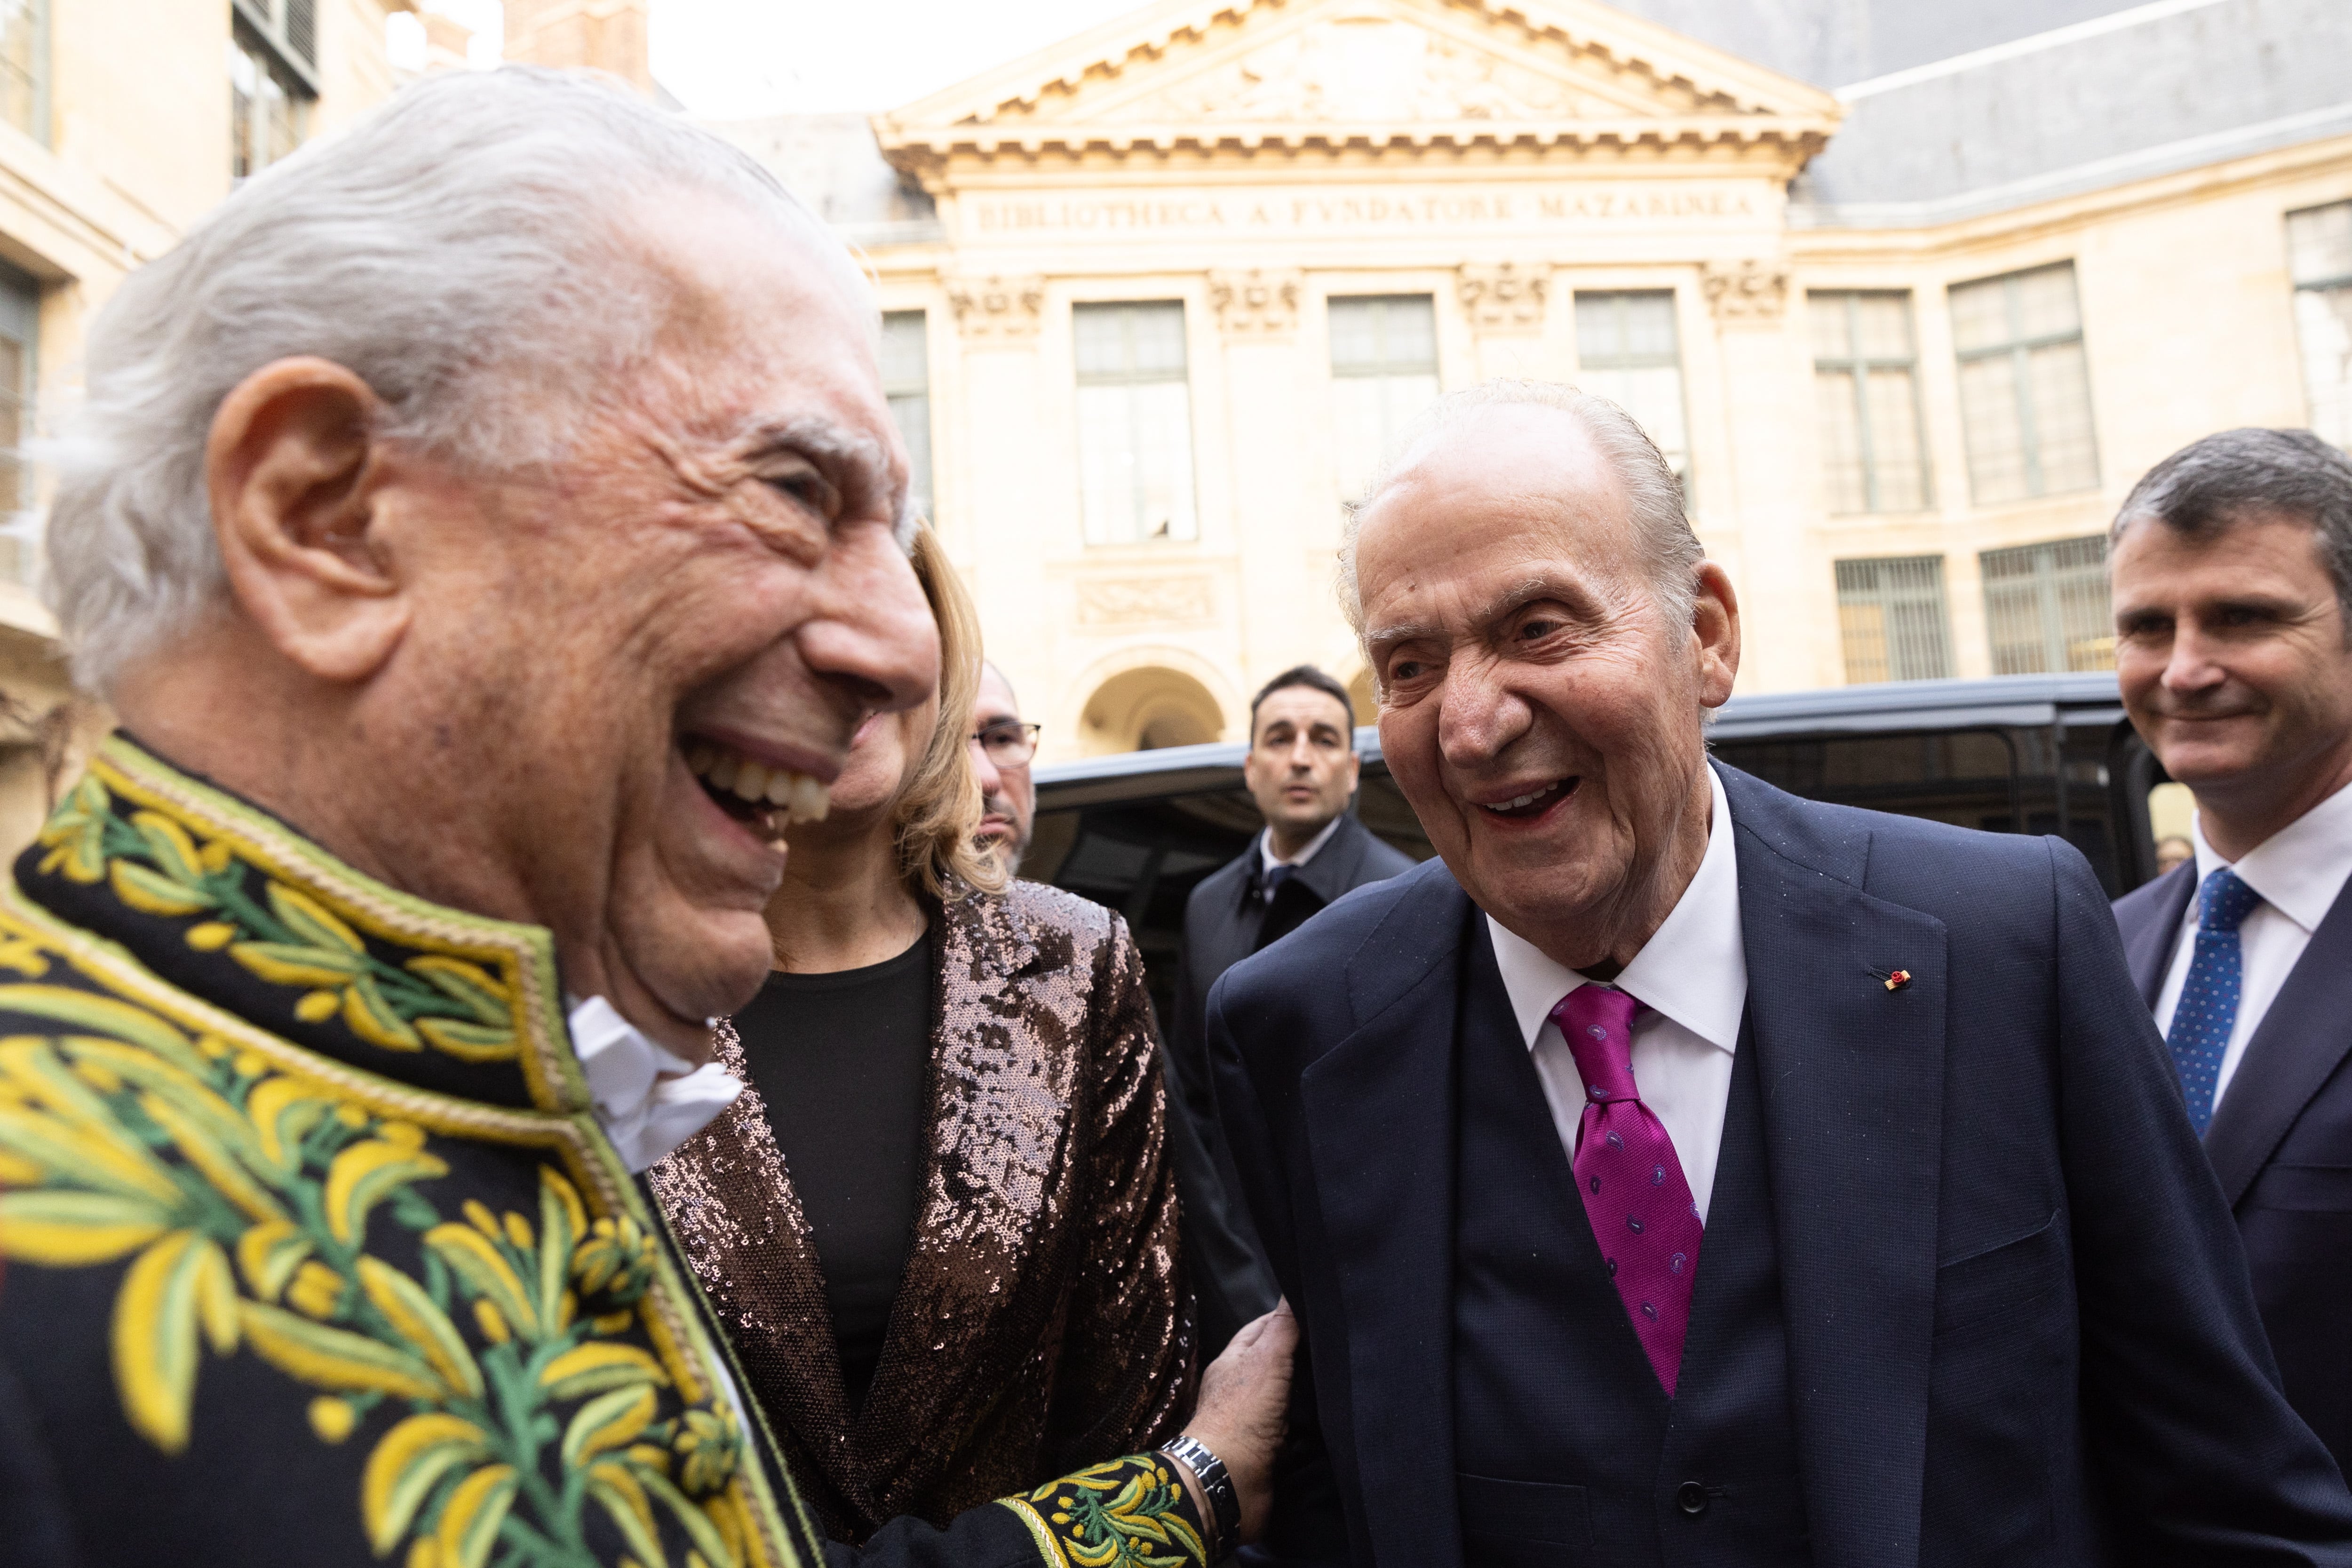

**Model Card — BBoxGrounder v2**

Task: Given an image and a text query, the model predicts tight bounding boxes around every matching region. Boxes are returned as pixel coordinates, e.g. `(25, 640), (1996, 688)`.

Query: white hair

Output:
(47, 66), (872, 693)
(1338, 379), (1704, 643)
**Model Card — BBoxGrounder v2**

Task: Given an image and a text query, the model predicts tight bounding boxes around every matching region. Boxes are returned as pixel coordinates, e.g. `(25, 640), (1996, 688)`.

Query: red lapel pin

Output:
(1868, 966), (1913, 992)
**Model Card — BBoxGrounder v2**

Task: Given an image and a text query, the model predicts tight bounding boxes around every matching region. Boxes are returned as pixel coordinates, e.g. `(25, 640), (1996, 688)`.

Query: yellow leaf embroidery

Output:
(234, 1218), (313, 1304)
(109, 861), (215, 919)
(424, 1221), (541, 1340)
(228, 942), (366, 990)
(434, 1464), (519, 1568)
(362, 1412), (491, 1554)
(245, 1077), (334, 1169)
(412, 1017), (518, 1064)
(265, 882), (365, 956)
(356, 1256), (483, 1400)
(0, 1189), (171, 1264)
(111, 1231), (233, 1453)
(404, 955), (513, 1027)
(323, 1137), (450, 1246)
(342, 974), (423, 1052)
(585, 1459), (667, 1568)
(237, 1298), (446, 1399)
(127, 812), (209, 887)
(540, 1341), (668, 1401)
(562, 1384), (659, 1469)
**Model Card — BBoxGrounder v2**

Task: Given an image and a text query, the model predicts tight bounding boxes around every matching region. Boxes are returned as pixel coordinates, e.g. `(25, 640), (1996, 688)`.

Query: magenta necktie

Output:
(1551, 984), (1704, 1396)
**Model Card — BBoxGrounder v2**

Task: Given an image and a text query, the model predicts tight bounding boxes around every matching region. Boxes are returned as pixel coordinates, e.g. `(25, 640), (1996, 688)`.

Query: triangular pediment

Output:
(876, 0), (1838, 168)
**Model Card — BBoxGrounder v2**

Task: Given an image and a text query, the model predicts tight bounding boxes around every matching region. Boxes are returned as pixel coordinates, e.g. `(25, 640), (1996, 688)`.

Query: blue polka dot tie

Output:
(2167, 866), (2263, 1135)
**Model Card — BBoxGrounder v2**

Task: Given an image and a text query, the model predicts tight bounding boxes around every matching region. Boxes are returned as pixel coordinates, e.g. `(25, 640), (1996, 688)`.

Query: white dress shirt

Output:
(1486, 766), (1748, 1222)
(2153, 777), (2352, 1111)
(1258, 812), (1345, 876)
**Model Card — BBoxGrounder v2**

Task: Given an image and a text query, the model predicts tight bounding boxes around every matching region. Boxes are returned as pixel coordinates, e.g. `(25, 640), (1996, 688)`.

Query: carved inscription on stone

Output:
(946, 274), (1045, 341)
(1702, 259), (1789, 321)
(1076, 576), (1215, 627)
(1209, 269), (1303, 337)
(1458, 263), (1549, 334)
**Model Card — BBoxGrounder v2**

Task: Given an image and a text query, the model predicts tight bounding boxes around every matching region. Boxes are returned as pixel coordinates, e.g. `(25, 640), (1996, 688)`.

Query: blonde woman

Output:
(650, 529), (1195, 1544)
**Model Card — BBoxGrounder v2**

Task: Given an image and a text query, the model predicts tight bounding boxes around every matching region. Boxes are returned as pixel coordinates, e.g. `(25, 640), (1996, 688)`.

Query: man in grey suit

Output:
(1168, 665), (1414, 1354)
(2110, 428), (2352, 1474)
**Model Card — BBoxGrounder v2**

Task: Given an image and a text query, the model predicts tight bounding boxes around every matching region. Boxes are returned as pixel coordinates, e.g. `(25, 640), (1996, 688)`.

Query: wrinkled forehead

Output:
(1357, 416), (1640, 616)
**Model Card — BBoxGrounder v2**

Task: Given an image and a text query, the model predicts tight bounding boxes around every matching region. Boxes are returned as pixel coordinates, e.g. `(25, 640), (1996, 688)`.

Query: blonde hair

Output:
(893, 527), (1006, 899)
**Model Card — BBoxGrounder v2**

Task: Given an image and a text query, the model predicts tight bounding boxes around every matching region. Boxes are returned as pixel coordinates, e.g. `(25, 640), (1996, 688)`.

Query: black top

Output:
(732, 926), (936, 1417)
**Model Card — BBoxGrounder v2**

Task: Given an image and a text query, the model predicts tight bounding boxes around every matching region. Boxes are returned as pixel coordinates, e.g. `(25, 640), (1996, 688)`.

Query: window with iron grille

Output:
(2287, 200), (2352, 451)
(1980, 535), (2114, 675)
(1812, 292), (1930, 514)
(1074, 302), (1197, 546)
(881, 311), (933, 525)
(0, 0), (45, 143)
(1573, 290), (1690, 493)
(1328, 294), (1438, 501)
(1949, 263), (2099, 506)
(1835, 556), (1954, 683)
(230, 0), (316, 182)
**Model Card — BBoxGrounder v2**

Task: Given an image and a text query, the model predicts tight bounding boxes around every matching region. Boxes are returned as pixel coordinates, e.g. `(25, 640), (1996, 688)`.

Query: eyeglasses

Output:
(970, 721), (1041, 768)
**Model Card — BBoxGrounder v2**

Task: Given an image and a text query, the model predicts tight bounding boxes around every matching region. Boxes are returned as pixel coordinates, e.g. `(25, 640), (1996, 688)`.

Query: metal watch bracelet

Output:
(1159, 1433), (1240, 1559)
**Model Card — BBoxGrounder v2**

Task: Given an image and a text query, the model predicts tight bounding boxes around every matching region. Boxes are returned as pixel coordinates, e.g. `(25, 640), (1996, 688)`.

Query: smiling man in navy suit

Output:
(2109, 429), (2352, 1477)
(1207, 382), (2352, 1568)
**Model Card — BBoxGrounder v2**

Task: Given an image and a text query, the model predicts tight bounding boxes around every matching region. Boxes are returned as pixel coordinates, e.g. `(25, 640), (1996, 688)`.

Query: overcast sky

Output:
(410, 1), (1152, 118)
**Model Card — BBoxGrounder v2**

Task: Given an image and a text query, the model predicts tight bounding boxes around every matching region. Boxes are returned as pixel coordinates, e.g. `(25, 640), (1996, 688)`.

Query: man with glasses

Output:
(970, 661), (1039, 873)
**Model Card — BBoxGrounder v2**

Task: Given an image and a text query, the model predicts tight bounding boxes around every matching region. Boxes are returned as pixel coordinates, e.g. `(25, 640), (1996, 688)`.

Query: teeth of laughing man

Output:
(685, 742), (831, 824)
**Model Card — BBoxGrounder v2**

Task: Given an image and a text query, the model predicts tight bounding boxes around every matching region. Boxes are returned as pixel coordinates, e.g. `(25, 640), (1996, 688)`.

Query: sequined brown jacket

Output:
(648, 879), (1195, 1543)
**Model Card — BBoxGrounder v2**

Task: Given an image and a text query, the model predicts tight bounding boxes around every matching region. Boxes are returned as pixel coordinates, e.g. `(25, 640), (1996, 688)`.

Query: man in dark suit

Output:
(1170, 665), (1415, 1355)
(2109, 429), (2352, 1475)
(1210, 383), (2352, 1567)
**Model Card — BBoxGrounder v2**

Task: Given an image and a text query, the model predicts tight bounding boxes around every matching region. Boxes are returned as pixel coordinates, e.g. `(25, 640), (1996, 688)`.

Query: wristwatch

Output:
(1159, 1433), (1241, 1559)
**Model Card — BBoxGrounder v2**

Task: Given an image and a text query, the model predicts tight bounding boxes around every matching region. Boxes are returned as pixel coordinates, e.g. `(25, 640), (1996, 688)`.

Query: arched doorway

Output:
(1077, 666), (1227, 756)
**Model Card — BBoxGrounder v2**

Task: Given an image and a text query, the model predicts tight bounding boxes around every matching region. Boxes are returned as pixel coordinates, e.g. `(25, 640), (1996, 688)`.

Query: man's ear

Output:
(206, 356), (412, 684)
(1691, 560), (1741, 708)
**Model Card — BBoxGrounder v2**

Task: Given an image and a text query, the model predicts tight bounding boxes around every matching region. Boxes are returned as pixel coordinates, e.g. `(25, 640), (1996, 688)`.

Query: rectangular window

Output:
(0, 0), (45, 143)
(1328, 294), (1438, 500)
(2287, 200), (2352, 450)
(1574, 290), (1690, 489)
(880, 310), (932, 524)
(1834, 556), (1954, 684)
(1073, 302), (1197, 546)
(1811, 291), (1929, 514)
(1949, 263), (2099, 506)
(230, 1), (316, 181)
(1980, 535), (2114, 675)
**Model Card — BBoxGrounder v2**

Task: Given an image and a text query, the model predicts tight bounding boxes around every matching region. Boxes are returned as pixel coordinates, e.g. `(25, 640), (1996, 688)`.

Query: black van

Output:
(1025, 673), (2163, 1026)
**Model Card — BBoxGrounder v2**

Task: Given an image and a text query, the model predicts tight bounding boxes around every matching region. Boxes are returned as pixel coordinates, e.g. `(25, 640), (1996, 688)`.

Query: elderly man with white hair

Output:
(0, 69), (1291, 1568)
(1207, 381), (2352, 1567)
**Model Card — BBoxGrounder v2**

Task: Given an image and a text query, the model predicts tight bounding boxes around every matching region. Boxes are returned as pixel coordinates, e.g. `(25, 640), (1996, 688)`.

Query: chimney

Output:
(502, 0), (653, 96)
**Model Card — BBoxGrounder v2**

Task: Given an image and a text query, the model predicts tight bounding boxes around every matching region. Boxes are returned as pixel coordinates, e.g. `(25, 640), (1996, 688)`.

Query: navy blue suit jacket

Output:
(1210, 762), (2352, 1568)
(2115, 860), (2352, 1474)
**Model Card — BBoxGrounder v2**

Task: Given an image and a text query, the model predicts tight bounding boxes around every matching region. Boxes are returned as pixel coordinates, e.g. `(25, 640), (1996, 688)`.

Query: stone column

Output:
(1700, 258), (1827, 691)
(942, 274), (1048, 677)
(1457, 262), (1551, 380)
(1208, 268), (1320, 690)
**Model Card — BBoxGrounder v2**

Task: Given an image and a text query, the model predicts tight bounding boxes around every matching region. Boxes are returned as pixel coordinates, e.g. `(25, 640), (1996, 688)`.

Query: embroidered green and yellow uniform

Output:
(0, 739), (1210, 1568)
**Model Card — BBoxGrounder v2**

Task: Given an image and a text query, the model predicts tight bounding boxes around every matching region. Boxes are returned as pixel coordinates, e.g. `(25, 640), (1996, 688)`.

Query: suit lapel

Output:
(1721, 765), (1947, 1568)
(853, 889), (1062, 1516)
(1295, 815), (1368, 907)
(2121, 864), (2195, 1008)
(2202, 880), (2352, 1205)
(1298, 866), (1469, 1568)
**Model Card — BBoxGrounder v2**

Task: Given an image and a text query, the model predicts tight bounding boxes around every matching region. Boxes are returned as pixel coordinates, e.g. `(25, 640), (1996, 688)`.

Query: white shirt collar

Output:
(1259, 812), (1345, 875)
(565, 995), (744, 1173)
(2189, 775), (2352, 935)
(1486, 764), (1747, 1056)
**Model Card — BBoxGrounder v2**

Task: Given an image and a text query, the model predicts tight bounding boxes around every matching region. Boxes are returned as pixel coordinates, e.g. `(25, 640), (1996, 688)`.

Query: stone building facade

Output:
(718, 0), (2352, 757)
(0, 0), (409, 846)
